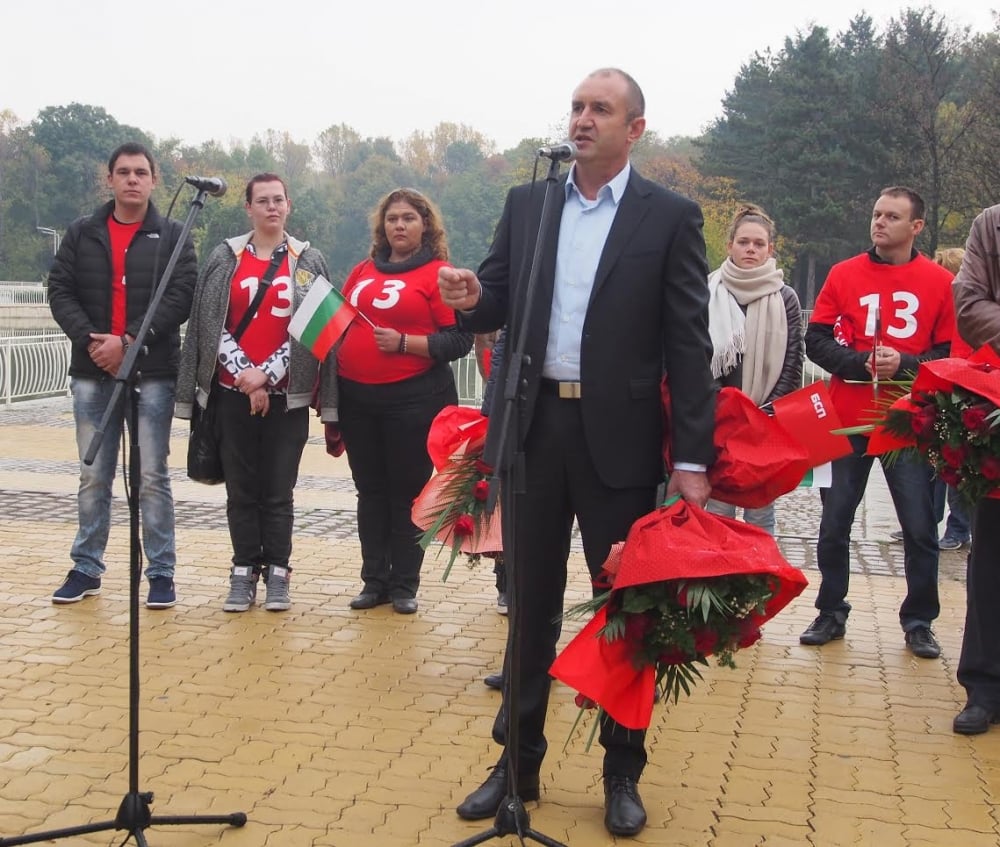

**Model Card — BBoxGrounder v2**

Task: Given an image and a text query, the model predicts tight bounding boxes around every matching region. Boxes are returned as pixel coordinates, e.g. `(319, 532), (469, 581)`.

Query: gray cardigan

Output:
(175, 232), (338, 421)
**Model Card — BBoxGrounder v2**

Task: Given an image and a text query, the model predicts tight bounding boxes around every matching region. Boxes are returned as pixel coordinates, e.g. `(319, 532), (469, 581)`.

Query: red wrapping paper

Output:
(664, 384), (813, 508)
(867, 347), (1000, 456)
(550, 499), (808, 729)
(411, 471), (503, 555)
(425, 405), (489, 472)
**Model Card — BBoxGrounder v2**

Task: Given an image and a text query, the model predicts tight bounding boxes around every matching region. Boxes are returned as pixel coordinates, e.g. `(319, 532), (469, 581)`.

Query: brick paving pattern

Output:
(0, 397), (995, 846)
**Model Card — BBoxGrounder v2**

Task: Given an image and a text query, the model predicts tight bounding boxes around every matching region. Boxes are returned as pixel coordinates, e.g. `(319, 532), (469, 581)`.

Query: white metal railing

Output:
(0, 333), (71, 406)
(0, 325), (828, 407)
(0, 283), (47, 305)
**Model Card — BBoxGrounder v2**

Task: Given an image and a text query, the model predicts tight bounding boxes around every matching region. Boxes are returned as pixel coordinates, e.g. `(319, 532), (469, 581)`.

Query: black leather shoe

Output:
(905, 626), (941, 659)
(953, 704), (999, 735)
(799, 613), (846, 646)
(484, 672), (503, 690)
(604, 775), (646, 836)
(392, 597), (418, 614)
(456, 761), (540, 820)
(349, 592), (390, 610)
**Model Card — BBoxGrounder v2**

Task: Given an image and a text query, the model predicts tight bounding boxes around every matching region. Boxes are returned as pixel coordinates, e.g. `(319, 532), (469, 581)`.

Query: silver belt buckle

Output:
(558, 381), (582, 399)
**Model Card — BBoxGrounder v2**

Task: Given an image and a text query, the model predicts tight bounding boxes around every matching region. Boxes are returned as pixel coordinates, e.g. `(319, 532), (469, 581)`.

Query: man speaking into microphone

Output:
(439, 68), (716, 837)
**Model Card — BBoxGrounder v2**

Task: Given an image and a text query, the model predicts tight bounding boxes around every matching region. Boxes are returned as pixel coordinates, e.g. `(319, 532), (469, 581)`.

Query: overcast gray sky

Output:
(4, 0), (996, 152)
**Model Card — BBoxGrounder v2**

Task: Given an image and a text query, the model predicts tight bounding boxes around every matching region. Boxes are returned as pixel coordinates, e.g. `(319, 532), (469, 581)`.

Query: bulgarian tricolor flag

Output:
(289, 275), (358, 360)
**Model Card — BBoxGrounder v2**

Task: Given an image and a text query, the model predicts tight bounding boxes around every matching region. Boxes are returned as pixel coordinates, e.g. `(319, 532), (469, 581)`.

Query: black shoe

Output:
(349, 592), (390, 610)
(905, 626), (941, 659)
(799, 613), (846, 646)
(953, 704), (1000, 735)
(484, 672), (503, 690)
(456, 761), (540, 820)
(392, 597), (418, 614)
(603, 775), (646, 836)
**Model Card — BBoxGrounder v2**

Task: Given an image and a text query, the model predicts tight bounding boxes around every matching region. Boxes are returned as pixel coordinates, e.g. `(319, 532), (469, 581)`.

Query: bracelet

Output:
(398, 333), (407, 354)
(120, 335), (130, 353)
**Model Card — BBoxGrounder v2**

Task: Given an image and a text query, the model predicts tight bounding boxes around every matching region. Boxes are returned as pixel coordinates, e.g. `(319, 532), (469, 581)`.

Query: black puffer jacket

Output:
(48, 200), (197, 379)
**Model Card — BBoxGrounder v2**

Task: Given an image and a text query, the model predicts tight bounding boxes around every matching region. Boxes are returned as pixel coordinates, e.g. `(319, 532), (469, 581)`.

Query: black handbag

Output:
(186, 384), (224, 484)
(186, 247), (285, 484)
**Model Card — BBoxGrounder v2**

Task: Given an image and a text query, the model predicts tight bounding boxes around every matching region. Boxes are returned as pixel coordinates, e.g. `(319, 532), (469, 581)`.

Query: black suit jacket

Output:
(462, 168), (716, 489)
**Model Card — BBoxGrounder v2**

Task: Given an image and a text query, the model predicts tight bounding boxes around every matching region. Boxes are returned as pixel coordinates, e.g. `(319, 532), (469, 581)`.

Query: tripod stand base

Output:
(0, 791), (247, 846)
(452, 795), (566, 847)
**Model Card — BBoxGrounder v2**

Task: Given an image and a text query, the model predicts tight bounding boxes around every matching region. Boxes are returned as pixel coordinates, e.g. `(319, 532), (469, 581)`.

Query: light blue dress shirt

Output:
(540, 162), (706, 473)
(542, 162), (630, 380)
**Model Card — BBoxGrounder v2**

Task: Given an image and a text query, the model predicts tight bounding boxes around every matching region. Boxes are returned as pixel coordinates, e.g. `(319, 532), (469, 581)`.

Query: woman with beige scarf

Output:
(705, 205), (803, 535)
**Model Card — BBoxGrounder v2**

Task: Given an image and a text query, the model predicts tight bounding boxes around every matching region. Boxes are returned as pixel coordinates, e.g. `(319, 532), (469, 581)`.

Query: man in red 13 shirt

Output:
(801, 186), (954, 659)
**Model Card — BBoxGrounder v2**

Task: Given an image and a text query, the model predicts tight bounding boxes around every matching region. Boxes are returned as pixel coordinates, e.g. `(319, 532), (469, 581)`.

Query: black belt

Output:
(539, 378), (582, 399)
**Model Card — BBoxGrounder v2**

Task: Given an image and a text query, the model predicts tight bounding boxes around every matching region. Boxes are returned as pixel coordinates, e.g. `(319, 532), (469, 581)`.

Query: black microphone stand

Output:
(452, 157), (567, 847)
(0, 188), (246, 846)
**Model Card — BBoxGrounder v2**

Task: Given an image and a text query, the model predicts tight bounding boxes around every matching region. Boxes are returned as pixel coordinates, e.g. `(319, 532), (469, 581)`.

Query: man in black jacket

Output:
(440, 68), (715, 837)
(48, 142), (197, 609)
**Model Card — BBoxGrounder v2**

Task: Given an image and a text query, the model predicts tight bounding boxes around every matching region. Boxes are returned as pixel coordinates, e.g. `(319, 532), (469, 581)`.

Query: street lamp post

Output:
(36, 226), (61, 255)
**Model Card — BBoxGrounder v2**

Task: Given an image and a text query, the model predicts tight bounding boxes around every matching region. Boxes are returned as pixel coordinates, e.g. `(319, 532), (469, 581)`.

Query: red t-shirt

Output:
(219, 250), (291, 389)
(810, 252), (955, 426)
(336, 257), (455, 384)
(107, 217), (142, 336)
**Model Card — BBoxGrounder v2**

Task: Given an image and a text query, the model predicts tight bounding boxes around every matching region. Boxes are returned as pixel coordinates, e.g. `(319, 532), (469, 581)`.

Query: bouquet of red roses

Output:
(411, 406), (503, 580)
(866, 347), (1000, 507)
(550, 497), (807, 734)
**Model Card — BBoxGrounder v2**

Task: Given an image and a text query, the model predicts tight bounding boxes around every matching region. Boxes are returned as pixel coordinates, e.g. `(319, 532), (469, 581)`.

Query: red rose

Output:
(454, 514), (475, 537)
(574, 693), (597, 709)
(981, 455), (1000, 481)
(657, 647), (690, 665)
(737, 619), (761, 648)
(623, 612), (654, 644)
(941, 443), (968, 468)
(692, 626), (719, 656)
(474, 459), (493, 475)
(910, 405), (937, 438)
(473, 480), (490, 501)
(962, 406), (989, 433)
(939, 467), (961, 486)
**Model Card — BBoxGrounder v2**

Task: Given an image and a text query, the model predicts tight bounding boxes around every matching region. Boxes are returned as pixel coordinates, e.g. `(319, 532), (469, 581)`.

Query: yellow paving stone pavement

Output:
(1, 397), (998, 845)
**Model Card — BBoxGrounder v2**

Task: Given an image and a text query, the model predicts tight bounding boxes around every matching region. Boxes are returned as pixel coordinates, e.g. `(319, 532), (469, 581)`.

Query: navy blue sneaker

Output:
(146, 577), (177, 609)
(52, 570), (101, 604)
(938, 535), (968, 551)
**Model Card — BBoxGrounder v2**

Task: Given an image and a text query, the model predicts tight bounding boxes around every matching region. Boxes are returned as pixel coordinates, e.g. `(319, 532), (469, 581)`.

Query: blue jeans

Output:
(815, 435), (939, 631)
(70, 376), (177, 579)
(933, 480), (972, 542)
(705, 498), (776, 536)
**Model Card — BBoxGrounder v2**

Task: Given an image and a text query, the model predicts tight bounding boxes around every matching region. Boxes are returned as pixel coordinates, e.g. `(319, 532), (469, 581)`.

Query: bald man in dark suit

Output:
(439, 67), (716, 837)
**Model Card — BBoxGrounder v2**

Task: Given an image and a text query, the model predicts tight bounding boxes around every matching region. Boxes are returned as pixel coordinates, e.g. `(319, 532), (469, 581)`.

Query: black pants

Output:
(957, 498), (1000, 708)
(217, 387), (309, 571)
(492, 392), (654, 780)
(338, 365), (457, 600)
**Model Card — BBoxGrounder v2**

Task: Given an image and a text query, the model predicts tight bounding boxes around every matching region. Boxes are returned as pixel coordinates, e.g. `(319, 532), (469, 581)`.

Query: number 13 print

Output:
(348, 277), (405, 310)
(859, 292), (918, 340)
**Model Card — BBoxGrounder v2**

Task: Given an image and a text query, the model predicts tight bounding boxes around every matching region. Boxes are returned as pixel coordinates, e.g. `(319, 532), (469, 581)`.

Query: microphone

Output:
(537, 142), (578, 162)
(184, 175), (228, 197)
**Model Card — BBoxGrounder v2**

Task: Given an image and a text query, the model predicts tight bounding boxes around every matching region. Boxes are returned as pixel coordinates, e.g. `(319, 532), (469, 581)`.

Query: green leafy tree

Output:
(31, 103), (151, 228)
(875, 7), (980, 254)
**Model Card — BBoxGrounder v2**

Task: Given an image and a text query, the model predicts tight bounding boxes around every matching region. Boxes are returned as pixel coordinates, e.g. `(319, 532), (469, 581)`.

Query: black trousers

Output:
(216, 387), (309, 571)
(493, 392), (655, 780)
(957, 498), (1000, 708)
(338, 365), (457, 600)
